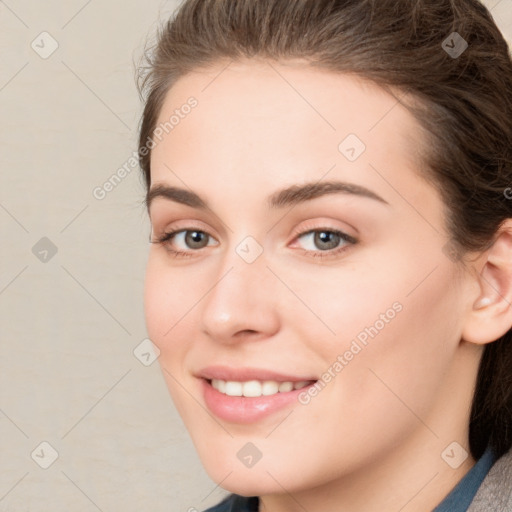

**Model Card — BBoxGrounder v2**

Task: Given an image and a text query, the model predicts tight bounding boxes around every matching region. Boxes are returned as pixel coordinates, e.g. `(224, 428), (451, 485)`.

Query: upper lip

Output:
(197, 365), (317, 383)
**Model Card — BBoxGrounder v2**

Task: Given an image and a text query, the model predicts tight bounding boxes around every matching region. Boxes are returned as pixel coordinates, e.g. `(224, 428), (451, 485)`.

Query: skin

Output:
(143, 59), (511, 512)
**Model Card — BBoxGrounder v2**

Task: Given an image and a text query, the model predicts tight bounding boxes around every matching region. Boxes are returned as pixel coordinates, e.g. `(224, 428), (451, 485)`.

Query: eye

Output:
(151, 228), (218, 256)
(151, 226), (357, 259)
(172, 230), (214, 250)
(293, 228), (357, 258)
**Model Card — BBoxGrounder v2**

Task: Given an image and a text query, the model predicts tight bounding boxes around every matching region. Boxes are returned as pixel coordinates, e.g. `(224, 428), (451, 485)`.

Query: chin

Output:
(195, 442), (308, 497)
(204, 465), (284, 496)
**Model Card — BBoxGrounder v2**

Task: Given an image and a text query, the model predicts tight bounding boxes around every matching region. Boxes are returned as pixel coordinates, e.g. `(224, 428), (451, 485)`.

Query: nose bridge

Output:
(199, 239), (279, 341)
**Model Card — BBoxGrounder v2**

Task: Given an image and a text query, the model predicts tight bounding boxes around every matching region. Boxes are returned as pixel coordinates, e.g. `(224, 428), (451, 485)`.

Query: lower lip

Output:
(202, 379), (316, 424)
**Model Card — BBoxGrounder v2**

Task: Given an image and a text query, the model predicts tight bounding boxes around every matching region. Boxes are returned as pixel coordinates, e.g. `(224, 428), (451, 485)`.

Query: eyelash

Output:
(151, 226), (357, 260)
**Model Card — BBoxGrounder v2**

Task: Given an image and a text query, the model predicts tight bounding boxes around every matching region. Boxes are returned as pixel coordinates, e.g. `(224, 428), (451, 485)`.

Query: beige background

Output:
(0, 1), (511, 511)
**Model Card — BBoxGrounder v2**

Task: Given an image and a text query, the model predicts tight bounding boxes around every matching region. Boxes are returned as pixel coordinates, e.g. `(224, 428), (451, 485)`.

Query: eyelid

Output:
(294, 229), (356, 245)
(288, 219), (357, 243)
(151, 219), (219, 240)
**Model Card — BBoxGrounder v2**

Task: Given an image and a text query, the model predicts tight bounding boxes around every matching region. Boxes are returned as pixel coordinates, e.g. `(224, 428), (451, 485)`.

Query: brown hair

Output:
(136, 0), (512, 460)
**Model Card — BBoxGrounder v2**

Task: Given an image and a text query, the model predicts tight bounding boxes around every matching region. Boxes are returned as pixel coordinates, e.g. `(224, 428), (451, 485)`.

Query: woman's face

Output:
(144, 60), (479, 497)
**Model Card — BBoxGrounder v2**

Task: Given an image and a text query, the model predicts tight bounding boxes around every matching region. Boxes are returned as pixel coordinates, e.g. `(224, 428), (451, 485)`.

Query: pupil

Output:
(316, 231), (339, 250)
(187, 231), (206, 248)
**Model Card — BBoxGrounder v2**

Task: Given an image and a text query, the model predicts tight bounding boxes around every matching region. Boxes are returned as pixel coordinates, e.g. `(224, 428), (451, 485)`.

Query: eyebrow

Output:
(145, 180), (389, 211)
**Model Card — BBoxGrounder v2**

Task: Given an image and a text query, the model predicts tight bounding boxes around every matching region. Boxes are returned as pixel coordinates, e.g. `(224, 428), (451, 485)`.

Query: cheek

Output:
(144, 259), (196, 414)
(328, 267), (463, 427)
(143, 255), (189, 350)
(301, 255), (462, 408)
(144, 264), (167, 345)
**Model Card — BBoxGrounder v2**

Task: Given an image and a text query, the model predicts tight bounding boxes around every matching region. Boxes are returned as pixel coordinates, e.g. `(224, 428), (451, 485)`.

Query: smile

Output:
(209, 379), (313, 397)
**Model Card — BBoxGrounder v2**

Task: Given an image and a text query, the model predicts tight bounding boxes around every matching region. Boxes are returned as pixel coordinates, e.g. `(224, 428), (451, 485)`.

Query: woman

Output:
(137, 0), (512, 510)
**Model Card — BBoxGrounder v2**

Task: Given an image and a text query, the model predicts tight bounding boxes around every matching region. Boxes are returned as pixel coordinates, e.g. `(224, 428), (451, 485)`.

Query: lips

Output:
(197, 366), (318, 423)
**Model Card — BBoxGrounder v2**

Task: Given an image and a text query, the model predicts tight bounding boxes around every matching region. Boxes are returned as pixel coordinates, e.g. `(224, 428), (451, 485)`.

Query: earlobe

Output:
(462, 221), (512, 345)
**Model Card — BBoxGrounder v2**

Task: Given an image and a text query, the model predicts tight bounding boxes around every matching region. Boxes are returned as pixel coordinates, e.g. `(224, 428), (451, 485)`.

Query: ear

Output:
(462, 220), (512, 345)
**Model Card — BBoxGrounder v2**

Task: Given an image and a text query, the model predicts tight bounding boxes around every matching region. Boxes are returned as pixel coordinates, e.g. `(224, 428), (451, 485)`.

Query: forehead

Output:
(156, 59), (419, 135)
(150, 59), (428, 203)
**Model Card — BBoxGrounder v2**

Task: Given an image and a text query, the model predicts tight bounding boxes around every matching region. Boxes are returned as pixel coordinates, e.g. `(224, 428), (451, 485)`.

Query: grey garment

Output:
(467, 447), (512, 511)
(433, 447), (496, 512)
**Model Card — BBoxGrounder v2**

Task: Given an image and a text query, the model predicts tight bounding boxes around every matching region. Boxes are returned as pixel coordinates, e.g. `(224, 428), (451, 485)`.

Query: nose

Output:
(199, 245), (280, 344)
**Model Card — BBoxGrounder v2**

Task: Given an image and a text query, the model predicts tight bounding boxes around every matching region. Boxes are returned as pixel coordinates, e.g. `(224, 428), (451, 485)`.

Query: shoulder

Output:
(467, 447), (512, 512)
(202, 494), (234, 512)
(203, 494), (258, 512)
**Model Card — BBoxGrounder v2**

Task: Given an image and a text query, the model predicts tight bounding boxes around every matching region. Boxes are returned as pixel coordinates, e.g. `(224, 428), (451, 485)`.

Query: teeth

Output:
(217, 379), (226, 393)
(243, 380), (262, 397)
(210, 379), (312, 397)
(224, 381), (243, 396)
(278, 381), (293, 392)
(262, 381), (279, 396)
